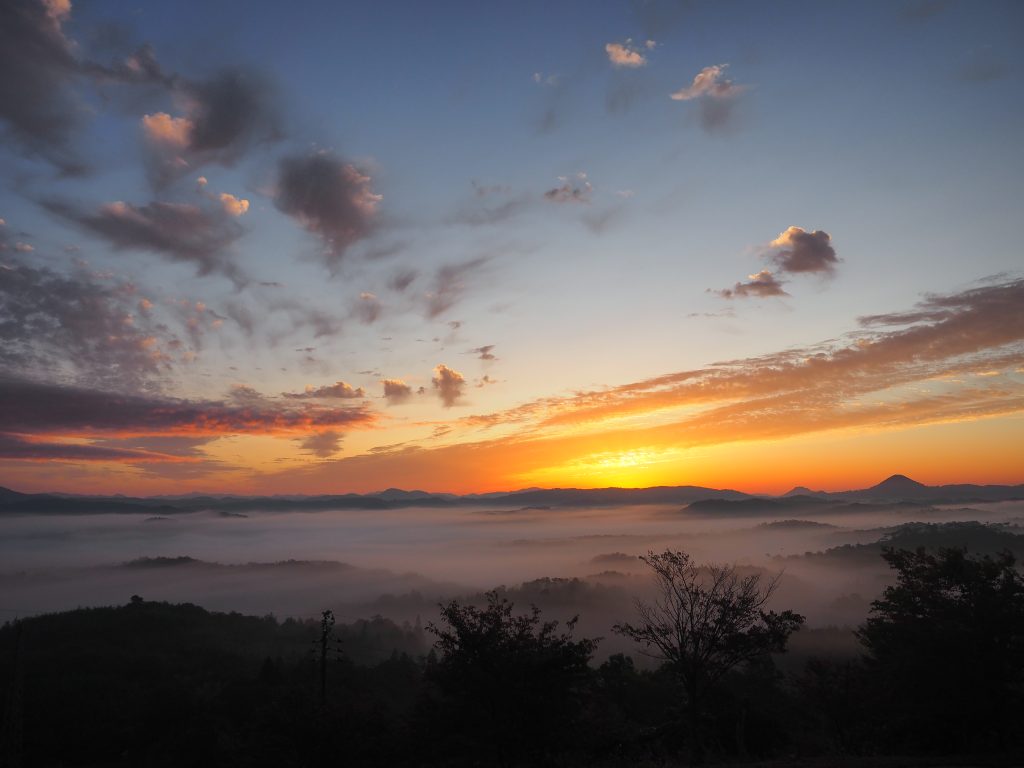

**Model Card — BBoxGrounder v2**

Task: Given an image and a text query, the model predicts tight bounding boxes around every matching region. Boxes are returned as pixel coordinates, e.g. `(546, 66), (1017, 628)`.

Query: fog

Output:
(3, 500), (1023, 655)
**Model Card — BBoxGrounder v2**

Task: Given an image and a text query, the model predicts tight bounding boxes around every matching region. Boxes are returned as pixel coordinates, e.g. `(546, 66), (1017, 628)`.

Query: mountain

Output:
(0, 485), (27, 502)
(0, 476), (1020, 515)
(838, 475), (1024, 503)
(864, 474), (931, 498)
(783, 486), (829, 498)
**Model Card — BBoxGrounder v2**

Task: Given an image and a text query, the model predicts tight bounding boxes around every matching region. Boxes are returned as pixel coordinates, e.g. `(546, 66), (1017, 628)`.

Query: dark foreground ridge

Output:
(2, 543), (1023, 767)
(1, 474), (1022, 515)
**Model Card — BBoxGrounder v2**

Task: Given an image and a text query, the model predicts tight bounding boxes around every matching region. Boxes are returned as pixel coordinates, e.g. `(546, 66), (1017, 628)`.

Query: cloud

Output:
(470, 278), (1024, 436)
(219, 193), (249, 216)
(141, 112), (192, 148)
(284, 381), (366, 400)
(532, 72), (560, 87)
(470, 345), (497, 361)
(670, 64), (745, 101)
(670, 64), (747, 132)
(432, 364), (466, 408)
(605, 41), (648, 68)
(389, 268), (417, 293)
(0, 0), (83, 173)
(0, 432), (199, 463)
(382, 378), (413, 405)
(353, 292), (381, 324)
(141, 69), (283, 185)
(297, 430), (343, 458)
(544, 173), (592, 204)
(0, 255), (178, 389)
(0, 376), (377, 437)
(181, 70), (281, 155)
(273, 150), (381, 268)
(714, 270), (788, 300)
(425, 257), (487, 318)
(766, 226), (838, 275)
(717, 227), (839, 297)
(227, 384), (265, 404)
(45, 198), (246, 284)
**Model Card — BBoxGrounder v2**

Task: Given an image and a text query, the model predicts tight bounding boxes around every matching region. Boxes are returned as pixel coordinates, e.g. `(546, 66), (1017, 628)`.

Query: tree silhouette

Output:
(614, 549), (804, 763)
(425, 590), (598, 766)
(858, 547), (1024, 752)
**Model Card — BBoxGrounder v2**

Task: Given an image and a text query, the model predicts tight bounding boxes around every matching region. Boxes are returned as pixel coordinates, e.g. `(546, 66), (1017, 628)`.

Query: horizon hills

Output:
(2, 474), (1022, 513)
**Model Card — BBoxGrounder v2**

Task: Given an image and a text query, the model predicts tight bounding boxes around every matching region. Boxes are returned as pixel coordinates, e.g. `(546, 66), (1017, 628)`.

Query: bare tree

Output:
(614, 549), (804, 763)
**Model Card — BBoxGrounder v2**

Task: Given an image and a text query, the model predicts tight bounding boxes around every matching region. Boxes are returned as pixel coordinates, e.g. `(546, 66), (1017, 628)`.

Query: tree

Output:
(424, 590), (598, 766)
(614, 549), (804, 763)
(858, 547), (1024, 752)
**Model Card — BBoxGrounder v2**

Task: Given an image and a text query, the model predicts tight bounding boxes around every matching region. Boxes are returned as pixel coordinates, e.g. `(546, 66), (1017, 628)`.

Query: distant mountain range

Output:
(0, 474), (1021, 515)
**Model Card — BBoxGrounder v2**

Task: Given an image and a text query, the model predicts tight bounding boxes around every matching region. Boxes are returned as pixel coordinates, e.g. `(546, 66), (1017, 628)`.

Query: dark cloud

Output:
(352, 292), (382, 324)
(716, 227), (838, 299)
(227, 384), (265, 404)
(470, 345), (497, 361)
(91, 434), (216, 458)
(425, 258), (487, 318)
(184, 70), (281, 155)
(284, 381), (366, 400)
(382, 379), (413, 405)
(141, 69), (283, 186)
(0, 256), (177, 389)
(0, 376), (376, 435)
(544, 174), (592, 204)
(44, 199), (246, 284)
(714, 270), (788, 300)
(858, 278), (1024, 329)
(297, 430), (343, 458)
(766, 227), (839, 275)
(0, 432), (192, 462)
(389, 268), (417, 292)
(0, 0), (84, 174)
(274, 151), (381, 268)
(432, 364), (466, 408)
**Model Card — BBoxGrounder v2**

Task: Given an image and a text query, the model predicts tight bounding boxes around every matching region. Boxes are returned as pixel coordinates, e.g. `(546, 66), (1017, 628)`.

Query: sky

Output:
(0, 0), (1022, 496)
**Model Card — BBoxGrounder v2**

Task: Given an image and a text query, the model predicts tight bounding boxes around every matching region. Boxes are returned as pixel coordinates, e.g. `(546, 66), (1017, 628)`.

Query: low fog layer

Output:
(3, 500), (1023, 654)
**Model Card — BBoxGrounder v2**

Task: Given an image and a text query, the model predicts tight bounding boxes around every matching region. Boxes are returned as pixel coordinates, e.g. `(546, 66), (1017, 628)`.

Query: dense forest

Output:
(1, 545), (1022, 767)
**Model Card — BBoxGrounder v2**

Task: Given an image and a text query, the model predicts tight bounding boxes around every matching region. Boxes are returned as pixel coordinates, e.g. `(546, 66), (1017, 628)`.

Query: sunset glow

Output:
(0, 0), (1021, 497)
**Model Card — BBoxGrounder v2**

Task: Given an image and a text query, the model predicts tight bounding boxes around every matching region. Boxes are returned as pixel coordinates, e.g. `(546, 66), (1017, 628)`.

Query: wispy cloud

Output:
(425, 258), (487, 318)
(0, 376), (376, 436)
(235, 278), (1024, 492)
(44, 198), (247, 284)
